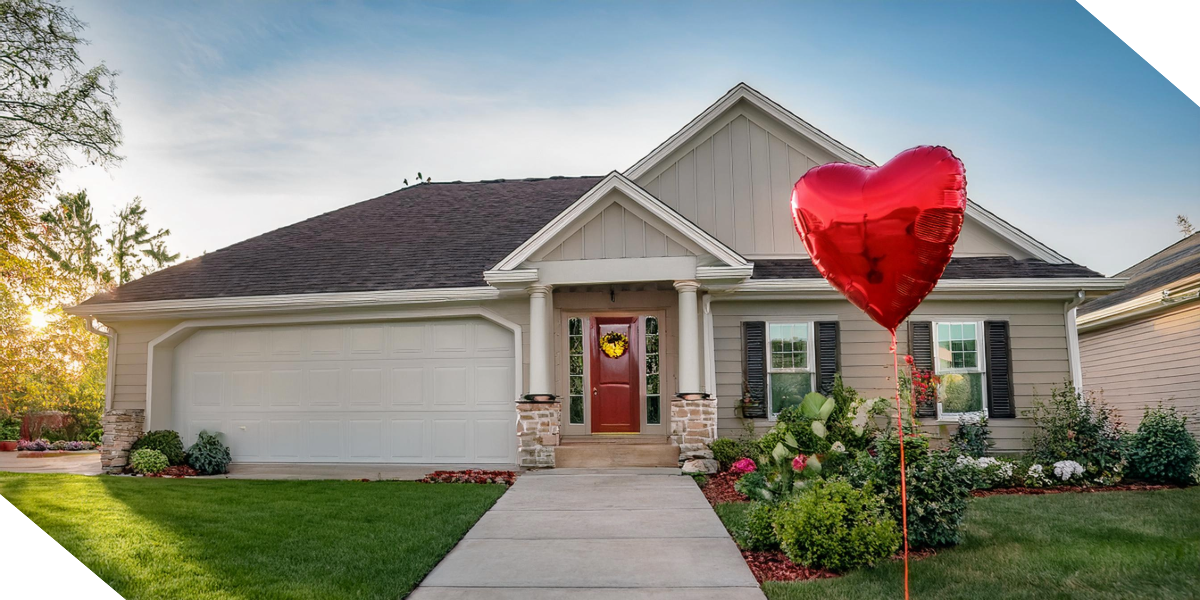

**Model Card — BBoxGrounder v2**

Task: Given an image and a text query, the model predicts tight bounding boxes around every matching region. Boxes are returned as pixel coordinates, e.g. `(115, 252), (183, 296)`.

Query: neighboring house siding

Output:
(712, 299), (1072, 452)
(102, 299), (534, 414)
(1080, 302), (1200, 437)
(536, 201), (694, 261)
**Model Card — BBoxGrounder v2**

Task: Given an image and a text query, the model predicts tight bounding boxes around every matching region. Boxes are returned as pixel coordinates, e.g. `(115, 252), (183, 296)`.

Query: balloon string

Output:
(890, 329), (910, 600)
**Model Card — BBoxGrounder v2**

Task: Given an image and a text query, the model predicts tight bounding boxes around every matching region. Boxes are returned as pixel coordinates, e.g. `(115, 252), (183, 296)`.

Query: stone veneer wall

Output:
(101, 408), (145, 474)
(671, 396), (718, 473)
(517, 401), (560, 468)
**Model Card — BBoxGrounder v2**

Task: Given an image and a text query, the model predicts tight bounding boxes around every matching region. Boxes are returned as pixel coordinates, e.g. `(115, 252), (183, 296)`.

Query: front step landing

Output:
(555, 439), (679, 468)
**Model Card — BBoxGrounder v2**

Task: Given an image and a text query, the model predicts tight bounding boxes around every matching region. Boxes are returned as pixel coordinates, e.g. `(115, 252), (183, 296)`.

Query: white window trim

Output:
(766, 321), (815, 420)
(644, 315), (662, 426)
(932, 320), (988, 422)
(567, 316), (587, 427)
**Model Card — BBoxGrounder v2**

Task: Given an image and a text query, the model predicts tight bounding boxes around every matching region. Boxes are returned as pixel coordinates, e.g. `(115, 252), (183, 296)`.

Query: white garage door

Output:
(171, 318), (517, 464)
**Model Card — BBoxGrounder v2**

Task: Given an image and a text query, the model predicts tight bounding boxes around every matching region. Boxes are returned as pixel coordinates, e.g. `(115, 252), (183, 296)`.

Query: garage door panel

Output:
(349, 368), (384, 406)
(173, 318), (515, 464)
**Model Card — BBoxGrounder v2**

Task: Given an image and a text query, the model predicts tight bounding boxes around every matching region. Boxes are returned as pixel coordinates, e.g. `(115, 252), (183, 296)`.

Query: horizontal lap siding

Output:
(108, 320), (179, 411)
(712, 299), (1071, 452)
(1080, 302), (1200, 437)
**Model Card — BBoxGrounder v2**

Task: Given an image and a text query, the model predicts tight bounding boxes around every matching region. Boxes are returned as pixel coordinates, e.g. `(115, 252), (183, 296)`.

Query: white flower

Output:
(1053, 460), (1084, 481)
(831, 441), (846, 453)
(1027, 464), (1044, 476)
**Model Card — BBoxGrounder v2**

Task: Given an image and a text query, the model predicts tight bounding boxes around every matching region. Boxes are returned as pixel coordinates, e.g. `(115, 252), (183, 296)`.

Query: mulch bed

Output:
(701, 471), (748, 506)
(145, 465), (200, 478)
(419, 470), (516, 486)
(971, 482), (1184, 497)
(742, 549), (838, 583)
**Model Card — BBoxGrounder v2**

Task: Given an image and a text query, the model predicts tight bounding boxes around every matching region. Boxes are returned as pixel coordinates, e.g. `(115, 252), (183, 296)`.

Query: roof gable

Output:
(624, 83), (1070, 264)
(533, 198), (697, 261)
(488, 172), (749, 272)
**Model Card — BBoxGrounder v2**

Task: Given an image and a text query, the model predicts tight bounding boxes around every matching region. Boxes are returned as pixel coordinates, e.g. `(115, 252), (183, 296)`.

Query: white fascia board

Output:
(483, 269), (540, 286)
(65, 286), (500, 320)
(697, 264), (755, 280)
(964, 201), (1070, 264)
(625, 83), (873, 180)
(1076, 274), (1200, 332)
(726, 277), (1125, 295)
(490, 171), (749, 272)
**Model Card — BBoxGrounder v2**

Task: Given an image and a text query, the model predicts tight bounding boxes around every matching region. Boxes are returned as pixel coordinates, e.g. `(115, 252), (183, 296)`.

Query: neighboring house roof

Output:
(79, 176), (602, 305)
(753, 257), (1103, 281)
(1078, 232), (1200, 316)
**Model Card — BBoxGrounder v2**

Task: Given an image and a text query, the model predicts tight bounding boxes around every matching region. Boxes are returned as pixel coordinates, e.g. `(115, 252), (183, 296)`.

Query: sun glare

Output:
(28, 308), (52, 330)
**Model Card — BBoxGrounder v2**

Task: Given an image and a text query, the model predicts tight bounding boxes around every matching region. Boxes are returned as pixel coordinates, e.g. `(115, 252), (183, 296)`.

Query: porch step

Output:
(560, 435), (671, 445)
(554, 442), (680, 468)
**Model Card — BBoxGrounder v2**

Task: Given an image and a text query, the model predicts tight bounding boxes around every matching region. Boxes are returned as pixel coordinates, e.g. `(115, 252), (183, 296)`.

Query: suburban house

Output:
(1078, 233), (1200, 436)
(68, 83), (1123, 473)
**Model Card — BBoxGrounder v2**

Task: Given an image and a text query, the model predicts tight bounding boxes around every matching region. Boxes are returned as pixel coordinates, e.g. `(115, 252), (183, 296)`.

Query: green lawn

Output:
(717, 487), (1200, 600)
(0, 473), (506, 599)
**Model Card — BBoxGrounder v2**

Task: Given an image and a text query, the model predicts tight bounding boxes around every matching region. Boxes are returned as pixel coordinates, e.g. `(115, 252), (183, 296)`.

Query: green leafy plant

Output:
(186, 430), (231, 475)
(734, 501), (780, 551)
(772, 478), (900, 571)
(1125, 406), (1199, 485)
(710, 437), (758, 471)
(950, 415), (992, 458)
(0, 420), (20, 441)
(737, 429), (823, 502)
(1024, 385), (1125, 484)
(131, 429), (186, 466)
(129, 448), (168, 474)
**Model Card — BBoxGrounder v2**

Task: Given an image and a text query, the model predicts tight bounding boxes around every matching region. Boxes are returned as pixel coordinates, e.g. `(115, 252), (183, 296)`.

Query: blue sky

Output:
(60, 0), (1198, 275)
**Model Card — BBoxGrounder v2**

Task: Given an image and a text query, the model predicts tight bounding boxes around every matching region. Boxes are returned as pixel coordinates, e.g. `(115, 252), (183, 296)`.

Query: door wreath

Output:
(599, 331), (629, 359)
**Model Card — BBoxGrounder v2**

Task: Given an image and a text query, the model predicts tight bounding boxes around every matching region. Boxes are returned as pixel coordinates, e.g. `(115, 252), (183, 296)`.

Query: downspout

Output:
(82, 316), (117, 411)
(702, 293), (716, 401)
(1064, 291), (1086, 394)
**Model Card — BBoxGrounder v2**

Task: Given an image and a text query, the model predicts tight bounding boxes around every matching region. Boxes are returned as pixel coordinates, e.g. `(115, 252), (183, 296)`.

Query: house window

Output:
(645, 316), (661, 424)
(934, 321), (987, 419)
(568, 317), (585, 425)
(768, 322), (813, 416)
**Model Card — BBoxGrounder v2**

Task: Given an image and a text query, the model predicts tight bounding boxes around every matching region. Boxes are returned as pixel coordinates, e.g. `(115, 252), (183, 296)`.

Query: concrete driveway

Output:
(410, 468), (765, 599)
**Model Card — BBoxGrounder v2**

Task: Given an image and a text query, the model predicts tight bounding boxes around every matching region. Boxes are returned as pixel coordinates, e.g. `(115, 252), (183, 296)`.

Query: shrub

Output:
(0, 421), (19, 441)
(187, 430), (232, 475)
(954, 455), (1017, 490)
(850, 428), (974, 548)
(949, 415), (992, 458)
(734, 501), (779, 551)
(1025, 385), (1125, 484)
(131, 430), (187, 466)
(710, 437), (758, 471)
(1024, 463), (1053, 488)
(773, 479), (900, 571)
(1126, 406), (1199, 484)
(129, 449), (169, 474)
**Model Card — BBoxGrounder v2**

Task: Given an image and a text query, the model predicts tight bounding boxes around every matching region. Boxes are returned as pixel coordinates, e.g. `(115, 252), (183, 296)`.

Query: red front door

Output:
(590, 316), (640, 433)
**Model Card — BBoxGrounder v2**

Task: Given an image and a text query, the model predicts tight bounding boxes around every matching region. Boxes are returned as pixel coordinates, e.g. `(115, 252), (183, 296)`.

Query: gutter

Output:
(1064, 291), (1086, 392)
(81, 316), (117, 411)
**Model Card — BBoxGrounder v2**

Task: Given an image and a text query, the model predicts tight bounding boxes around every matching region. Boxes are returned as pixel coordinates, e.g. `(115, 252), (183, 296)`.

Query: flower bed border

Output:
(971, 482), (1184, 497)
(17, 450), (101, 459)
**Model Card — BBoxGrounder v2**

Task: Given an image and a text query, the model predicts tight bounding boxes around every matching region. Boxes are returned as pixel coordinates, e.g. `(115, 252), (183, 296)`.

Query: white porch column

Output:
(526, 284), (554, 398)
(674, 280), (702, 396)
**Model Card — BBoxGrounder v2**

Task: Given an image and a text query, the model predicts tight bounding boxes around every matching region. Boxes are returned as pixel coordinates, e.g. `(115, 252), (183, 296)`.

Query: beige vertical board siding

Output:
(537, 203), (694, 261)
(633, 99), (1038, 260)
(712, 299), (1072, 452)
(1080, 302), (1200, 437)
(107, 320), (181, 410)
(101, 299), (535, 415)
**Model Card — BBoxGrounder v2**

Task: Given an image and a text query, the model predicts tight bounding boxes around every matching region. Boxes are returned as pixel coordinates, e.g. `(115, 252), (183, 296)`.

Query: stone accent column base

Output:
(101, 409), (145, 474)
(671, 396), (718, 473)
(517, 400), (561, 468)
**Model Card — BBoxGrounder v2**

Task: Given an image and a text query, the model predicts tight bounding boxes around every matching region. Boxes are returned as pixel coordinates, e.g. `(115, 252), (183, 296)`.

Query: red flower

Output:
(792, 454), (808, 472)
(904, 355), (915, 365)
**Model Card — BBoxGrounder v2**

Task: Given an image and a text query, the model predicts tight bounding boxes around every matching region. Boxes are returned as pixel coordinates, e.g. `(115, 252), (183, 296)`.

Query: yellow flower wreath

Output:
(599, 331), (629, 359)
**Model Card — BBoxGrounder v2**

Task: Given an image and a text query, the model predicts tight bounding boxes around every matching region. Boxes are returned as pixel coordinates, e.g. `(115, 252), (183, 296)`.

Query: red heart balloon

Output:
(790, 146), (967, 331)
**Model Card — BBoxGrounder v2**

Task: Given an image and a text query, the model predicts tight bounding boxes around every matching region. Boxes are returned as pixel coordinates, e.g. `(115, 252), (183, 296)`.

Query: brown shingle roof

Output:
(81, 176), (602, 305)
(1078, 233), (1200, 315)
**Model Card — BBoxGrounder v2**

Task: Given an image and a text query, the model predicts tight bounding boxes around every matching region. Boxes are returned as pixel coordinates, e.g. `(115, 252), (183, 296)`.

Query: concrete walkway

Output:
(410, 468), (765, 599)
(0, 452), (102, 475)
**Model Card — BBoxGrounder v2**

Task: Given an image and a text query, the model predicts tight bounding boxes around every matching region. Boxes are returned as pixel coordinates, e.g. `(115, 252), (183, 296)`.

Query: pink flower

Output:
(792, 454), (808, 472)
(730, 458), (757, 474)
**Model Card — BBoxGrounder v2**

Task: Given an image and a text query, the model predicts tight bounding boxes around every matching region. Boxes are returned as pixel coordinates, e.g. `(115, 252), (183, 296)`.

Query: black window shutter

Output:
(742, 321), (767, 418)
(985, 320), (1015, 418)
(908, 321), (937, 418)
(814, 321), (840, 395)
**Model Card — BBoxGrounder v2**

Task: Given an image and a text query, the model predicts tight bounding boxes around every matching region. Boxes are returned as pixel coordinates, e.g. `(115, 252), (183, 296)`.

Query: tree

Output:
(1178, 215), (1195, 237)
(25, 189), (104, 292)
(106, 197), (178, 285)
